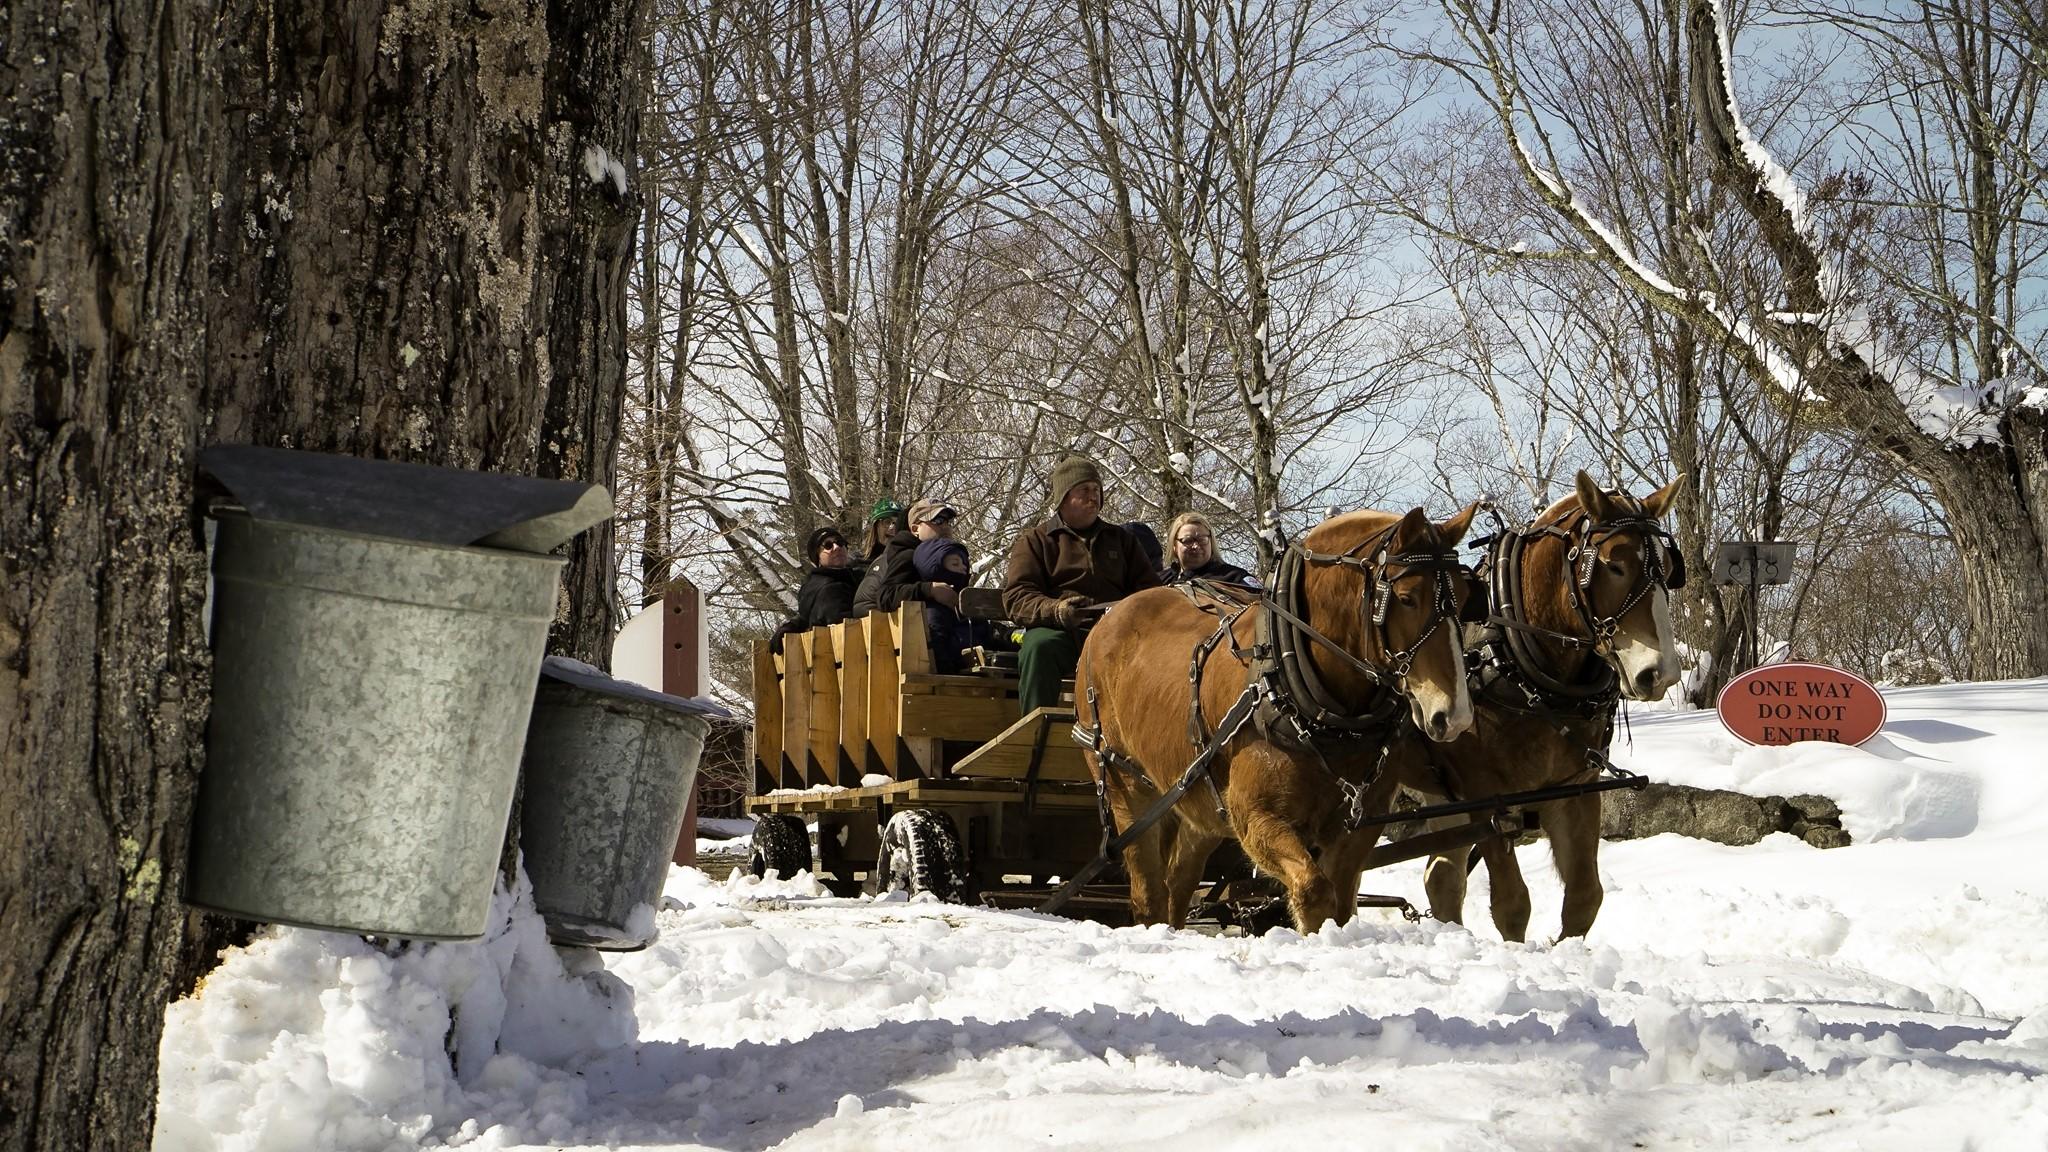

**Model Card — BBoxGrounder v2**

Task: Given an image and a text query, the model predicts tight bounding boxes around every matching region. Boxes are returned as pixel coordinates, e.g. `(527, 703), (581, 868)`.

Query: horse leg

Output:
(1476, 828), (1531, 943)
(1318, 768), (1401, 926)
(1106, 782), (1174, 926)
(1237, 811), (1339, 933)
(1317, 828), (1384, 927)
(1162, 828), (1224, 930)
(1547, 794), (1605, 940)
(1420, 815), (1473, 925)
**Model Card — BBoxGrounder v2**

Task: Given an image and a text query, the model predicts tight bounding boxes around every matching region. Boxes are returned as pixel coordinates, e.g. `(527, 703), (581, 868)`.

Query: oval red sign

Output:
(1715, 662), (1887, 747)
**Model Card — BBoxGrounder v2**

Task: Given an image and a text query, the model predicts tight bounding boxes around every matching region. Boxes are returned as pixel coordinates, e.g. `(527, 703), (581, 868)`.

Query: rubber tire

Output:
(874, 809), (970, 903)
(748, 814), (812, 879)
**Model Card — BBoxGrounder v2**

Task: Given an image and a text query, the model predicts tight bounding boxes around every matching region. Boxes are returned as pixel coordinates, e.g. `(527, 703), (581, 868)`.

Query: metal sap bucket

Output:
(519, 659), (719, 949)
(186, 512), (565, 938)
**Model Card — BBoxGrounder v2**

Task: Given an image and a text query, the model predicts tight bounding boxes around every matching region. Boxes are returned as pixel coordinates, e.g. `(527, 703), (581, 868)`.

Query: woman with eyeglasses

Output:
(1161, 511), (1259, 588)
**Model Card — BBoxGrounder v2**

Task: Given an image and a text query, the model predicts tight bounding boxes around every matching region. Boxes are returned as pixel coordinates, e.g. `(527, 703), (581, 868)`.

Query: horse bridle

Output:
(1297, 523), (1468, 690)
(1519, 508), (1685, 653)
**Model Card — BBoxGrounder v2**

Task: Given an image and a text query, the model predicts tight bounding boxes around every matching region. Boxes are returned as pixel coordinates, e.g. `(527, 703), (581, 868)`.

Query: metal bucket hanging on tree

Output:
(517, 657), (727, 949)
(185, 446), (612, 940)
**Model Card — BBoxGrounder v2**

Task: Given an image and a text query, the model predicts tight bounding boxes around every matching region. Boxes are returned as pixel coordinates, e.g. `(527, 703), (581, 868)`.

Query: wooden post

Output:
(664, 579), (707, 866)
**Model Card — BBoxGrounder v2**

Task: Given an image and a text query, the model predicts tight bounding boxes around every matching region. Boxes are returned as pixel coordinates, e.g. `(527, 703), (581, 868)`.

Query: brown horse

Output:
(1075, 505), (1480, 934)
(1391, 472), (1684, 942)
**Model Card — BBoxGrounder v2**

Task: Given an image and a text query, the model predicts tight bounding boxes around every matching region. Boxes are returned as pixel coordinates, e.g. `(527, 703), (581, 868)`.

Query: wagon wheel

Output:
(874, 809), (970, 903)
(748, 813), (812, 879)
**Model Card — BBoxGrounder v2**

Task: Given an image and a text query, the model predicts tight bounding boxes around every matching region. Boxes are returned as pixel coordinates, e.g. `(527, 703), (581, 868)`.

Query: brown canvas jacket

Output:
(1002, 517), (1162, 629)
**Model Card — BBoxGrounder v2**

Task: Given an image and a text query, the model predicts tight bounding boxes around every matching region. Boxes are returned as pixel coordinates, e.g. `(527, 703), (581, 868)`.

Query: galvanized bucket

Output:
(187, 512), (563, 939)
(519, 670), (710, 949)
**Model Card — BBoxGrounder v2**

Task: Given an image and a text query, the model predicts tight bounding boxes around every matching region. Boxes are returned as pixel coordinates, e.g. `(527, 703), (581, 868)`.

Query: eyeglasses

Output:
(1175, 535), (1212, 546)
(821, 539), (848, 550)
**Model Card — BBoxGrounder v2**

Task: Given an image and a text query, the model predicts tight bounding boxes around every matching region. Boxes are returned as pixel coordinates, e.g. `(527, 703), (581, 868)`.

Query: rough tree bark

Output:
(1, 3), (220, 1147)
(1, 0), (640, 1145)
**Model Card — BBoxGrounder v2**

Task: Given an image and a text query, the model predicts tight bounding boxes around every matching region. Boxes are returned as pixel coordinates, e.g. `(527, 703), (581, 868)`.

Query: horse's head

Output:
(1567, 471), (1686, 701)
(1372, 505), (1481, 741)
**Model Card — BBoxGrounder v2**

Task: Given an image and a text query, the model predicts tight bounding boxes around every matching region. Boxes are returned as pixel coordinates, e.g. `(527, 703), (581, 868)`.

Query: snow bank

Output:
(156, 680), (2048, 1150)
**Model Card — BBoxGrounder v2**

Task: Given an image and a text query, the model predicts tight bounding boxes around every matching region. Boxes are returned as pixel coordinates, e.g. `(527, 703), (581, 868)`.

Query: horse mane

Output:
(1301, 508), (1433, 555)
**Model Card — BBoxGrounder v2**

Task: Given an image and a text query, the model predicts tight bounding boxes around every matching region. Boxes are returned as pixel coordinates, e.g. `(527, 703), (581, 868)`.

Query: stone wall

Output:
(1601, 784), (1850, 849)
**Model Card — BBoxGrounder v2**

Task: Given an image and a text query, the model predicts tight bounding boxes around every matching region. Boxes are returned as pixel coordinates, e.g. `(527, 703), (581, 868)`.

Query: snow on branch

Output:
(1687, 0), (2015, 448)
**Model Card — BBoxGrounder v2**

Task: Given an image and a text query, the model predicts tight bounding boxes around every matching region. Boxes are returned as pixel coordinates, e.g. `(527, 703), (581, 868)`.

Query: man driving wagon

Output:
(1001, 454), (1162, 716)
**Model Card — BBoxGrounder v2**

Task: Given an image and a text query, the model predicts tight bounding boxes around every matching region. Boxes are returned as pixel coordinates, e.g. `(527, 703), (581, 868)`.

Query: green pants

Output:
(1017, 627), (1080, 716)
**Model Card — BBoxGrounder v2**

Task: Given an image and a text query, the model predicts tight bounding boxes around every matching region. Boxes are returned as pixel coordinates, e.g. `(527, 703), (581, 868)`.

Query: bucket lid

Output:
(199, 445), (612, 555)
(539, 656), (732, 718)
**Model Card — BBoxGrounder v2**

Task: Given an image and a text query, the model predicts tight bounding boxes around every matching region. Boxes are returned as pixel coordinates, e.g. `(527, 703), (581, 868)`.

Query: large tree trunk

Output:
(539, 0), (643, 664)
(3, 0), (637, 1145)
(0, 2), (220, 1148)
(1926, 424), (2048, 679)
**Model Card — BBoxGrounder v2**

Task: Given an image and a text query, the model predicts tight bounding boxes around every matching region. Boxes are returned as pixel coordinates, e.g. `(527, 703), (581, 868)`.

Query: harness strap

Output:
(1037, 678), (1266, 916)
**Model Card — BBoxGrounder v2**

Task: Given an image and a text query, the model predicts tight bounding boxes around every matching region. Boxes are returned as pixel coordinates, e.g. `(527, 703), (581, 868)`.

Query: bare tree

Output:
(1417, 0), (2046, 678)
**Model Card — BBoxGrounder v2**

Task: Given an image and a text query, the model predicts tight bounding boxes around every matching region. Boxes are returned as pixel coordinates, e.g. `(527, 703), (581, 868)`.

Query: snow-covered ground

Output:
(156, 679), (2048, 1150)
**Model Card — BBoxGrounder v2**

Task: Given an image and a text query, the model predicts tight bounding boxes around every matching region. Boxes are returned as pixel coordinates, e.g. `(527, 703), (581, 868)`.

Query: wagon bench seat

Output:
(751, 604), (1085, 792)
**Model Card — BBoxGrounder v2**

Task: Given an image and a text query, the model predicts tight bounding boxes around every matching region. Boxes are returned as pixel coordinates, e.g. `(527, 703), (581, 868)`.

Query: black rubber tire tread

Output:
(875, 809), (970, 903)
(749, 814), (813, 879)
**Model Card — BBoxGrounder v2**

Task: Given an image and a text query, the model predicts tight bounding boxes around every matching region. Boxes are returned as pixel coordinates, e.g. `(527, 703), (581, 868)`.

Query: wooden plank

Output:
(865, 611), (899, 779)
(896, 602), (934, 676)
(900, 693), (1024, 741)
(949, 707), (1092, 782)
(893, 607), (942, 776)
(751, 640), (782, 795)
(900, 673), (1019, 697)
(806, 628), (841, 787)
(835, 619), (869, 785)
(745, 776), (1102, 814)
(779, 638), (810, 790)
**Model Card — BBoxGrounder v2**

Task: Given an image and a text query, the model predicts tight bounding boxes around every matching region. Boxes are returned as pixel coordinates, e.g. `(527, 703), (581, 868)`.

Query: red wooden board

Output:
(1715, 662), (1887, 747)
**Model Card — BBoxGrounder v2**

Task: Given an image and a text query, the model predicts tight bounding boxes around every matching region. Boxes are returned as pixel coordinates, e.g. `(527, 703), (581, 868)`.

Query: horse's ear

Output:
(1436, 501), (1479, 548)
(1395, 506), (1432, 547)
(1573, 470), (1612, 519)
(1642, 475), (1685, 519)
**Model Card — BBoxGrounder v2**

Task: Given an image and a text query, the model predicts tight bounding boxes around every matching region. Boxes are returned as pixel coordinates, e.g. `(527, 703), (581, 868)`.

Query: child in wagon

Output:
(912, 534), (1000, 674)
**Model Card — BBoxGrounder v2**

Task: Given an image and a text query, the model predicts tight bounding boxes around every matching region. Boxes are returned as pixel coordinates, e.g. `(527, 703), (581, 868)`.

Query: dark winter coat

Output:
(1001, 516), (1162, 630)
(796, 564), (862, 627)
(852, 528), (934, 617)
(1164, 557), (1260, 588)
(913, 539), (994, 674)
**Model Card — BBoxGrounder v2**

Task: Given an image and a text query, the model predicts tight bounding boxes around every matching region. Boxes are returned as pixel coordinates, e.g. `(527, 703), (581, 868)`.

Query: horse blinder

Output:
(1458, 568), (1490, 625)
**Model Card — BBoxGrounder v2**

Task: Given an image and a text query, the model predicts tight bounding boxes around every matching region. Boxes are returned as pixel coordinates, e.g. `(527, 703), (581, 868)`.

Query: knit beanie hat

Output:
(913, 538), (971, 587)
(1047, 455), (1102, 509)
(804, 525), (846, 565)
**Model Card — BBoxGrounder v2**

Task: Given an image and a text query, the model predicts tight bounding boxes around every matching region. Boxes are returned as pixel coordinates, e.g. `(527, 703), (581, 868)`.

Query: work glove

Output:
(1052, 595), (1087, 629)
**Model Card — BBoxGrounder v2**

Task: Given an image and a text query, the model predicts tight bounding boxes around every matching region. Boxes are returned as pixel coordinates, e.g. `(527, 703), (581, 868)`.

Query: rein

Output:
(1043, 520), (1471, 916)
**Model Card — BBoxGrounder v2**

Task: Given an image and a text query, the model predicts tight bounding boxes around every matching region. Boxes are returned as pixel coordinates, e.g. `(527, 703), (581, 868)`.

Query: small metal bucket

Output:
(186, 512), (563, 939)
(519, 672), (710, 949)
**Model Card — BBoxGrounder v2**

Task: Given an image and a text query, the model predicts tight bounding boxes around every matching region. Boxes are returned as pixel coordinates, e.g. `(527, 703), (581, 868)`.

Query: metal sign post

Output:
(1713, 540), (1799, 669)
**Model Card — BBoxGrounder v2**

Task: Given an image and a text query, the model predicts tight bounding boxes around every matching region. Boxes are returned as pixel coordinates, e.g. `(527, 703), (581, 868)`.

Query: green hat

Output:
(1048, 456), (1102, 508)
(868, 496), (908, 524)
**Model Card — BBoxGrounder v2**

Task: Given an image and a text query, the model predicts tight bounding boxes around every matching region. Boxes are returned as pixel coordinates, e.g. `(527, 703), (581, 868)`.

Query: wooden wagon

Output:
(743, 605), (1127, 909)
(740, 603), (1540, 926)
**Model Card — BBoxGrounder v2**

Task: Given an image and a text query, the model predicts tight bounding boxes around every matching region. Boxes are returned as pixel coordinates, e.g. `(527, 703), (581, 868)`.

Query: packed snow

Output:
(156, 679), (2048, 1150)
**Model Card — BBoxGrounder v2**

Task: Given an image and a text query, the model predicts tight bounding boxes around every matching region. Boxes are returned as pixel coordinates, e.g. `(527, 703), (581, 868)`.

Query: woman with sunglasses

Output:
(795, 525), (863, 626)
